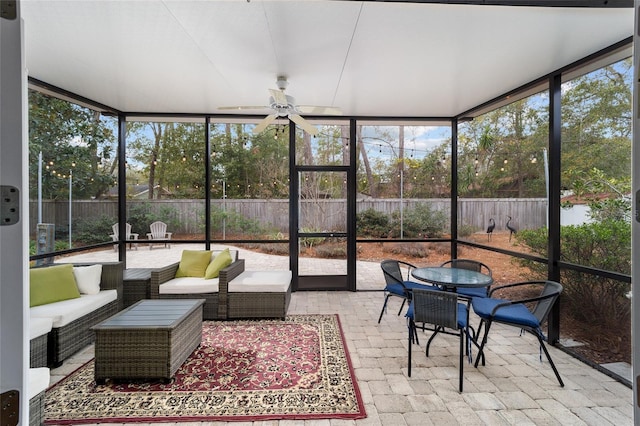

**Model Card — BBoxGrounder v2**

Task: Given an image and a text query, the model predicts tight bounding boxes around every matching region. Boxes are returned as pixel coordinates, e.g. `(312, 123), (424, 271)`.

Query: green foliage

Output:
(457, 224), (476, 238)
(73, 214), (117, 244)
(356, 208), (391, 238)
(127, 203), (181, 237)
(28, 90), (117, 200)
(588, 198), (631, 223)
(382, 242), (430, 258)
(565, 168), (632, 223)
(29, 239), (70, 255)
(299, 228), (325, 248)
(517, 220), (631, 325)
(389, 203), (447, 238)
(209, 207), (267, 237)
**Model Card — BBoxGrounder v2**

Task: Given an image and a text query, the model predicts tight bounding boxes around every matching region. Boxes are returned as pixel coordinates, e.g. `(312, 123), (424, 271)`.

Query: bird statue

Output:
(506, 216), (517, 241)
(486, 218), (495, 241)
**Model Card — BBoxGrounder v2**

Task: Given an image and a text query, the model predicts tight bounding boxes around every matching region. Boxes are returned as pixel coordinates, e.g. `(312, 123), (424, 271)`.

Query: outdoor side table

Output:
(92, 299), (204, 383)
(123, 268), (153, 308)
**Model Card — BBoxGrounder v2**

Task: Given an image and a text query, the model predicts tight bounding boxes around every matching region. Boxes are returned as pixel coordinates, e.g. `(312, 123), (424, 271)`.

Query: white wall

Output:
(0, 1), (28, 422)
(560, 205), (592, 226)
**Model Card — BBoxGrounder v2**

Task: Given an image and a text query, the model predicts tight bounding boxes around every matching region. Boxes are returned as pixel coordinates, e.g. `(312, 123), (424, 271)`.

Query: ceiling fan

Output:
(218, 76), (341, 136)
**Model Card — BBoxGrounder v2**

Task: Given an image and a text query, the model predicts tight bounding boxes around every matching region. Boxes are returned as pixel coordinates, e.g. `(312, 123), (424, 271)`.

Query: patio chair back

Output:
(531, 280), (563, 324)
(407, 287), (469, 391)
(440, 258), (492, 299)
(380, 259), (411, 288)
(111, 223), (135, 239)
(412, 288), (458, 330)
(378, 259), (419, 323)
(440, 259), (492, 276)
(149, 221), (168, 238)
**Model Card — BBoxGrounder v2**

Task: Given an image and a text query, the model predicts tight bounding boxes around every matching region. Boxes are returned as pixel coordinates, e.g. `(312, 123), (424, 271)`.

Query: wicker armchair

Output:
(149, 253), (245, 320)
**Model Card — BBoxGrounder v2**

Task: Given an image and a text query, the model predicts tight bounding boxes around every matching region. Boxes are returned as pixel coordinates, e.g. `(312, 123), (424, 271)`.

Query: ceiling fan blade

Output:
(296, 105), (342, 115)
(252, 114), (278, 134)
(218, 105), (268, 111)
(269, 88), (288, 106)
(289, 114), (318, 136)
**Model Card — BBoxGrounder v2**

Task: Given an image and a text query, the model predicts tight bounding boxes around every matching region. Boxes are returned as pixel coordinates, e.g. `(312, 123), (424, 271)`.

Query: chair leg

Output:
(378, 294), (392, 323)
(459, 328), (464, 392)
(408, 320), (414, 377)
(535, 333), (564, 387)
(425, 326), (441, 357)
(397, 298), (407, 316)
(474, 321), (492, 368)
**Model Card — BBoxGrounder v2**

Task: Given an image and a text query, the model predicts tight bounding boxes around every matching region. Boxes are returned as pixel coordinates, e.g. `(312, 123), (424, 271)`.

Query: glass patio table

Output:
(411, 266), (493, 292)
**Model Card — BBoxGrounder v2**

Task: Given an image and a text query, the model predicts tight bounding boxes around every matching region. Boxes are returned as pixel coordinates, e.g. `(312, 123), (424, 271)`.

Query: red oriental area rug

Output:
(44, 314), (366, 424)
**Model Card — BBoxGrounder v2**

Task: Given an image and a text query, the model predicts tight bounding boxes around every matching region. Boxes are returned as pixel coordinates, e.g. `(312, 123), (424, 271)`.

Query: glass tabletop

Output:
(411, 267), (493, 288)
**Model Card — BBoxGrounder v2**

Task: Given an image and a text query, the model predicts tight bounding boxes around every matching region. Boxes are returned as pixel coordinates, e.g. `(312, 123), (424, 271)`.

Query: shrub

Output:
(517, 220), (631, 326)
(29, 238), (70, 255)
(315, 243), (346, 258)
(356, 208), (391, 237)
(457, 224), (476, 238)
(382, 242), (430, 258)
(128, 202), (180, 237)
(389, 203), (447, 238)
(209, 206), (267, 237)
(73, 214), (117, 245)
(299, 227), (325, 248)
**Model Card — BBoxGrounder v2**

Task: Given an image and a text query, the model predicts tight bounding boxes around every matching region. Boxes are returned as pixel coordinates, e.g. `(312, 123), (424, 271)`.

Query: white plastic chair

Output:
(146, 221), (172, 250)
(109, 223), (139, 251)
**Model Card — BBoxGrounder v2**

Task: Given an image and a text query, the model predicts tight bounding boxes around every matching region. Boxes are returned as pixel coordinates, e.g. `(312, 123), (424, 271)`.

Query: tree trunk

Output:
(357, 125), (375, 197)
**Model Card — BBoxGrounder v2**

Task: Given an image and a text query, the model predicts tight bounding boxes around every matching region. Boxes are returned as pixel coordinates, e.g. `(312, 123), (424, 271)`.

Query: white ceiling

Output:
(20, 1), (633, 119)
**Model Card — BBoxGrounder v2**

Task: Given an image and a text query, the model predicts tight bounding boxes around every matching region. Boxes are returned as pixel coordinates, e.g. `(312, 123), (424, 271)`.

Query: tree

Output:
(28, 91), (117, 200)
(561, 59), (632, 189)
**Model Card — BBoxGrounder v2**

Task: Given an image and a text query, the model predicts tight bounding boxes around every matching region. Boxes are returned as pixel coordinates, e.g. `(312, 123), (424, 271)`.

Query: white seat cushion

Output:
(159, 277), (219, 294)
(229, 270), (292, 293)
(30, 317), (53, 339)
(29, 367), (50, 399)
(30, 290), (117, 328)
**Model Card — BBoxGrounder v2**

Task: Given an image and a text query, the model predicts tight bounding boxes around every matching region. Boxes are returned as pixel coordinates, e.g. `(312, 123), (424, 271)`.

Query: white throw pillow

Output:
(72, 265), (102, 295)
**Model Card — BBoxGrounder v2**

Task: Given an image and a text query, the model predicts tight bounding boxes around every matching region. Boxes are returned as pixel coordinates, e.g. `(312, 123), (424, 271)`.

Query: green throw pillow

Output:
(30, 264), (81, 307)
(205, 248), (233, 279)
(175, 250), (212, 278)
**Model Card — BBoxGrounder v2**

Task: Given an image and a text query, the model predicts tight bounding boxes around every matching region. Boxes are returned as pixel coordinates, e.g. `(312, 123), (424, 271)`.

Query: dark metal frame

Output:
(27, 37), (633, 357)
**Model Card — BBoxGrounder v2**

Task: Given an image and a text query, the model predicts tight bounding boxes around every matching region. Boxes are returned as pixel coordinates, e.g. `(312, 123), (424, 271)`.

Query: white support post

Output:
(632, 1), (640, 421)
(0, 0), (28, 422)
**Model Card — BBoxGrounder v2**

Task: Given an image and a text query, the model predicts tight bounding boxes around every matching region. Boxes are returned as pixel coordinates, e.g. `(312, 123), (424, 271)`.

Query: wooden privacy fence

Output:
(29, 198), (547, 235)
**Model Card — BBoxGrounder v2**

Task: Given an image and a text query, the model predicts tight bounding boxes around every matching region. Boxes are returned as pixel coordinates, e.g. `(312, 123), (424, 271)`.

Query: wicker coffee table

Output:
(92, 299), (204, 383)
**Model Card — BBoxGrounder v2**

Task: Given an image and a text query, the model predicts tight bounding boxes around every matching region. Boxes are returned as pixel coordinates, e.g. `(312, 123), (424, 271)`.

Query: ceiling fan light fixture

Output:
(220, 76), (338, 136)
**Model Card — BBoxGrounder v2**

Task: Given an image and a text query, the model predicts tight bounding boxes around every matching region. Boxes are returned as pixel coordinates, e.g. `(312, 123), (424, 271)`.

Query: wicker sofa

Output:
(29, 262), (123, 367)
(149, 250), (244, 320)
(29, 317), (52, 368)
(29, 367), (49, 426)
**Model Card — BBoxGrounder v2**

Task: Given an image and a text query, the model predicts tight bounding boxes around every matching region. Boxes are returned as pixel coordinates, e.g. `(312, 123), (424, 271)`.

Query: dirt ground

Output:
(356, 230), (531, 285)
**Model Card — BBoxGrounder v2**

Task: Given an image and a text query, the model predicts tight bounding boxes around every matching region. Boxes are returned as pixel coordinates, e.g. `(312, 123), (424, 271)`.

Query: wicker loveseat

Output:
(149, 249), (244, 320)
(29, 262), (123, 367)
